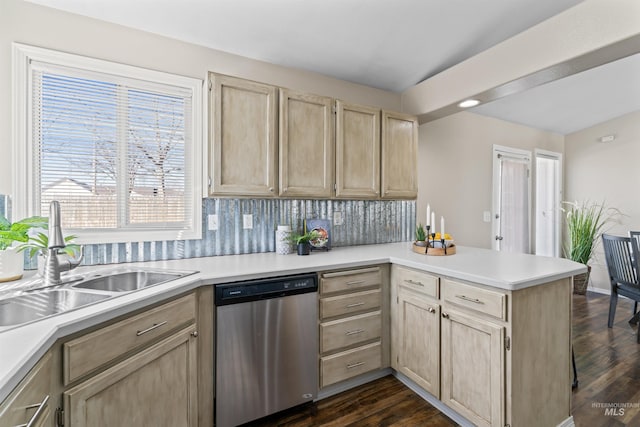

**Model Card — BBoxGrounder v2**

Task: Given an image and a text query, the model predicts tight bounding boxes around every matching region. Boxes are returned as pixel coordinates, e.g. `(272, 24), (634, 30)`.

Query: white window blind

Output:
(14, 44), (202, 243)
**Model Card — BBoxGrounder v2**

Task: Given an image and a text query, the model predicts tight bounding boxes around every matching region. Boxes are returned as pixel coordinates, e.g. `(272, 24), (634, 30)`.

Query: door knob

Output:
(495, 236), (503, 241)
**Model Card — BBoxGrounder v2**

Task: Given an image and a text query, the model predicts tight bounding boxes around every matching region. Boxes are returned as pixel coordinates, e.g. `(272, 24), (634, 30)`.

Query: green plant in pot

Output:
(563, 200), (618, 295)
(0, 215), (48, 282)
(289, 230), (320, 256)
(415, 223), (427, 247)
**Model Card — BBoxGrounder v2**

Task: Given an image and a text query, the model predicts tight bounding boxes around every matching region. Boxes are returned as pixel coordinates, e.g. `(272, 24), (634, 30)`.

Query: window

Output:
(13, 44), (203, 243)
(535, 149), (562, 257)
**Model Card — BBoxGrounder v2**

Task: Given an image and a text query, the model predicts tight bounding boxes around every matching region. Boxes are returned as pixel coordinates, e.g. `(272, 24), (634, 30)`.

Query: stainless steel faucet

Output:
(42, 201), (83, 286)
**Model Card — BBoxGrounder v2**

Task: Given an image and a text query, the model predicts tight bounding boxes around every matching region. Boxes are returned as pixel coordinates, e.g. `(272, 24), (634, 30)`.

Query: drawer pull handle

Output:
(16, 395), (49, 427)
(136, 321), (167, 336)
(405, 279), (424, 287)
(345, 329), (364, 336)
(442, 312), (450, 319)
(346, 302), (365, 308)
(346, 280), (366, 285)
(427, 307), (436, 313)
(346, 361), (365, 369)
(455, 294), (485, 304)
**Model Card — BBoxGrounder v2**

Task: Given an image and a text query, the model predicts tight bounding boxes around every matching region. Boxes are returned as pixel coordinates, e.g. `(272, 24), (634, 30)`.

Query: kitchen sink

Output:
(0, 289), (111, 327)
(0, 267), (197, 329)
(72, 270), (192, 292)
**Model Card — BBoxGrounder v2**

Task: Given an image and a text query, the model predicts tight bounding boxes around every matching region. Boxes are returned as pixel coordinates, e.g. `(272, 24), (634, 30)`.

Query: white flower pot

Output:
(0, 247), (24, 282)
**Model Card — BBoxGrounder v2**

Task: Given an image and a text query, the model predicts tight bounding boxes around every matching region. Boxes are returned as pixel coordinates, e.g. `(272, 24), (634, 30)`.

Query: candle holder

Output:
(425, 225), (431, 253)
(441, 238), (446, 255)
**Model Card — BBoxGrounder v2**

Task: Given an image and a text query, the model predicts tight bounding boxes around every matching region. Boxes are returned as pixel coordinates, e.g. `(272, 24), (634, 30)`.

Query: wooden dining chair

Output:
(602, 234), (640, 343)
(629, 231), (640, 318)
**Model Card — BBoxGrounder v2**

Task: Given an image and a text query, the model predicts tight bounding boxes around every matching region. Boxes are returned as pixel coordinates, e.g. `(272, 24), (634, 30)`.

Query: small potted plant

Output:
(290, 230), (320, 256)
(415, 224), (427, 247)
(0, 215), (48, 282)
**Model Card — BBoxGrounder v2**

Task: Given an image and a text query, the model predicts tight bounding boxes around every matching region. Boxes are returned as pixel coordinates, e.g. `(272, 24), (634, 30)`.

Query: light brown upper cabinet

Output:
(381, 111), (418, 199)
(335, 101), (380, 199)
(279, 89), (334, 198)
(209, 74), (278, 197)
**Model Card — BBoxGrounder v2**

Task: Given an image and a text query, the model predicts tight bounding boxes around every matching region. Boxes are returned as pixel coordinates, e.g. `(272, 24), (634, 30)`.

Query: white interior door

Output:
(492, 145), (531, 253)
(535, 150), (562, 257)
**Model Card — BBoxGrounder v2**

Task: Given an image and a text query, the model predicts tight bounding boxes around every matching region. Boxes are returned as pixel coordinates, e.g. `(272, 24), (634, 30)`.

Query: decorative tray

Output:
(411, 242), (456, 256)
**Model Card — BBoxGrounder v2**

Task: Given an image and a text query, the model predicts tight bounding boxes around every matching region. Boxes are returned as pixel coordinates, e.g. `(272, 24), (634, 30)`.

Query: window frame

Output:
(12, 43), (203, 244)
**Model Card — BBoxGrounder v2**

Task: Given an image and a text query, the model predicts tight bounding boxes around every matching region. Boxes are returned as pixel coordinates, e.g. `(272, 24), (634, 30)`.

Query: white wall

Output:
(565, 110), (640, 293)
(418, 112), (564, 249)
(0, 0), (400, 196)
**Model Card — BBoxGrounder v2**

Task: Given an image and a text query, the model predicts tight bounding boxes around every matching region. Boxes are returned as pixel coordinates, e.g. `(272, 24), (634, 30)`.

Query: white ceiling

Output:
(24, 0), (640, 134)
(25, 0), (582, 92)
(471, 52), (640, 135)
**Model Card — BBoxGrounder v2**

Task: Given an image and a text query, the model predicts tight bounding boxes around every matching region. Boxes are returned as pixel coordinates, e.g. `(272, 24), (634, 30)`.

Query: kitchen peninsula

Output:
(0, 242), (585, 427)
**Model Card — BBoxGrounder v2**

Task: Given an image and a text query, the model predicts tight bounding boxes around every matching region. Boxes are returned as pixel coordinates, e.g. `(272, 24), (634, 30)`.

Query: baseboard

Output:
(316, 368), (392, 400)
(393, 371), (474, 427)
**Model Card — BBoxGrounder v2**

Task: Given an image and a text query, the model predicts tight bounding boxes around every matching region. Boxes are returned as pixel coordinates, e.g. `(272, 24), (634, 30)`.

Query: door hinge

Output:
(505, 336), (511, 351)
(332, 105), (337, 114)
(396, 296), (399, 304)
(55, 407), (64, 427)
(505, 424), (511, 427)
(208, 79), (212, 91)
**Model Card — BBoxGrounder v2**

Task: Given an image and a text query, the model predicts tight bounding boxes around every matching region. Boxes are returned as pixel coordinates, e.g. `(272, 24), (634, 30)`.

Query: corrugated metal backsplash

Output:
(0, 195), (414, 268)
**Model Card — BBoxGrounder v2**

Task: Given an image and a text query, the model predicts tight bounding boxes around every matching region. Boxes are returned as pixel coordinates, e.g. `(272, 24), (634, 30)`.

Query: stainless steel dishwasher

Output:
(214, 273), (318, 427)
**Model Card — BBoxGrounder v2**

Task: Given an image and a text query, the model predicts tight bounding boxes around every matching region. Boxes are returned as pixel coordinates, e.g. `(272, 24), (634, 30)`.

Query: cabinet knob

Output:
(427, 307), (436, 313)
(269, 187), (274, 192)
(442, 312), (449, 319)
(191, 331), (199, 337)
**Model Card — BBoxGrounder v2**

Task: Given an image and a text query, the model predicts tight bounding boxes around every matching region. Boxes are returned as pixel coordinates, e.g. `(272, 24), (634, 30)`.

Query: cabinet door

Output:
(381, 111), (418, 199)
(0, 352), (52, 427)
(394, 287), (440, 396)
(65, 326), (197, 427)
(210, 74), (277, 196)
(279, 89), (333, 197)
(441, 309), (504, 427)
(335, 101), (380, 199)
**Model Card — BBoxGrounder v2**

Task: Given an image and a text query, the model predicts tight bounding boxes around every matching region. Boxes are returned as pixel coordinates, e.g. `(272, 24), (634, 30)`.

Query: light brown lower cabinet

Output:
(394, 286), (440, 396)
(64, 325), (198, 427)
(391, 265), (572, 427)
(440, 308), (504, 427)
(0, 351), (52, 427)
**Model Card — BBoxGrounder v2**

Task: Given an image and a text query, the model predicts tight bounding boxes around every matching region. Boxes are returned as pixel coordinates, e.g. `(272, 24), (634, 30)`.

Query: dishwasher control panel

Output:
(214, 273), (318, 306)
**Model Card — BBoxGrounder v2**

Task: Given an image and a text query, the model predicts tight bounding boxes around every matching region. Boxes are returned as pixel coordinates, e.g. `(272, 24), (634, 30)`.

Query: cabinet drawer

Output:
(0, 352), (52, 427)
(442, 279), (506, 320)
(63, 293), (196, 385)
(320, 289), (381, 320)
(321, 341), (382, 388)
(321, 311), (381, 353)
(394, 266), (438, 298)
(320, 267), (381, 295)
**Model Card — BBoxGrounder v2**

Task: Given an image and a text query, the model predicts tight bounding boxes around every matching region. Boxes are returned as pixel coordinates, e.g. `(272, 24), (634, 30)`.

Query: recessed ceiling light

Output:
(458, 99), (480, 108)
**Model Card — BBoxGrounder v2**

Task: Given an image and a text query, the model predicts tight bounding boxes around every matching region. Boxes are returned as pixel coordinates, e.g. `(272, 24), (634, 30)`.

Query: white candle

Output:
(431, 212), (435, 233)
(426, 204), (431, 227)
(441, 216), (445, 239)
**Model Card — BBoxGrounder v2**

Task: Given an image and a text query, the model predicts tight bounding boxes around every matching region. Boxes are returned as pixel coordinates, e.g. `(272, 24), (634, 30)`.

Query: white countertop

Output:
(0, 242), (585, 402)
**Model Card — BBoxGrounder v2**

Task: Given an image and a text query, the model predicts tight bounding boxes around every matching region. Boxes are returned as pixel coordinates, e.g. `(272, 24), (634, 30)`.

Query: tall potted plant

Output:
(0, 215), (48, 282)
(563, 200), (616, 294)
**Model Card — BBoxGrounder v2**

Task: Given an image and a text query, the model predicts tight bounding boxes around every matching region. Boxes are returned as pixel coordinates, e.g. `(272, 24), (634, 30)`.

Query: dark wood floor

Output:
(249, 292), (640, 427)
(572, 291), (640, 426)
(247, 375), (456, 426)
